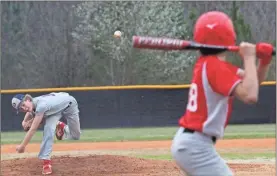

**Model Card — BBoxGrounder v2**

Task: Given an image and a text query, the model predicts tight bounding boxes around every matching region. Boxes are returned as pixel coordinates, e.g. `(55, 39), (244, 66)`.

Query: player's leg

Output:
(38, 113), (62, 174)
(171, 127), (233, 176)
(56, 100), (81, 140)
(62, 112), (81, 140)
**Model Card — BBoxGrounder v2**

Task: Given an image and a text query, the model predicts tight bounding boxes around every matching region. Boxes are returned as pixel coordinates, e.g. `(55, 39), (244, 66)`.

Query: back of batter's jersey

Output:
(179, 56), (241, 138)
(33, 92), (75, 117)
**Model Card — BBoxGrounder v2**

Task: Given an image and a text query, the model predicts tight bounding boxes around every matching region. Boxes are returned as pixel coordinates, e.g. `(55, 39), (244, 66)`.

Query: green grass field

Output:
(1, 124), (276, 161)
(1, 124), (275, 144)
(136, 152), (276, 161)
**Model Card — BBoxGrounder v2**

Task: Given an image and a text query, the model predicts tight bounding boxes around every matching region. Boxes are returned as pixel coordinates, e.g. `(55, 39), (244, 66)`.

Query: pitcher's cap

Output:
(11, 94), (25, 113)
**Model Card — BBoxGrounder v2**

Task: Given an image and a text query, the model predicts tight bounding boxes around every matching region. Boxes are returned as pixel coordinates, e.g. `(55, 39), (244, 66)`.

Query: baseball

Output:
(114, 30), (122, 38)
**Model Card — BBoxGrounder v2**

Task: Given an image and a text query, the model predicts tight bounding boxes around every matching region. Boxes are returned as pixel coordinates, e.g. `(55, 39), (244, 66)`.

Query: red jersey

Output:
(179, 56), (242, 138)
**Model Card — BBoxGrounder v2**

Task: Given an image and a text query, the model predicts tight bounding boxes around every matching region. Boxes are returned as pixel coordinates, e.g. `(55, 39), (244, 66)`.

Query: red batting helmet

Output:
(193, 11), (236, 46)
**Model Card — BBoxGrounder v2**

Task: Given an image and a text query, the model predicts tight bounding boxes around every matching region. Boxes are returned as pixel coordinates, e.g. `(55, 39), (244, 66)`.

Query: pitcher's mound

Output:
(1, 155), (275, 176)
(1, 155), (181, 176)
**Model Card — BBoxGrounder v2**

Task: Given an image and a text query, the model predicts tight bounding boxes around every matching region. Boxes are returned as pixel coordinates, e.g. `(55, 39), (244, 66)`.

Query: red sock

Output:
(59, 121), (66, 128)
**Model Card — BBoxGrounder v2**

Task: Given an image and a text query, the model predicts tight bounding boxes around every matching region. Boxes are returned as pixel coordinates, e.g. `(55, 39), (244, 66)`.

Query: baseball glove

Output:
(23, 117), (45, 132)
(23, 118), (34, 132)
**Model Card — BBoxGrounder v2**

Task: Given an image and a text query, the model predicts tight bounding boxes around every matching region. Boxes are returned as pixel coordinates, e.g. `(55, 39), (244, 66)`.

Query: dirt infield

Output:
(1, 138), (275, 176)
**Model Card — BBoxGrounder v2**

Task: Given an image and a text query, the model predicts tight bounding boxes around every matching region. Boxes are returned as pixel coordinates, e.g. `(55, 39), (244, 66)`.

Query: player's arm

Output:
(20, 113), (44, 147)
(232, 42), (259, 104)
(207, 42), (259, 104)
(20, 103), (48, 147)
(257, 60), (271, 84)
(237, 43), (273, 84)
(233, 61), (271, 85)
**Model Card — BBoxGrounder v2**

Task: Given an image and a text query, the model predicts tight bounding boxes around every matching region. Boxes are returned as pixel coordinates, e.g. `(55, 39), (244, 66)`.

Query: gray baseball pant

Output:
(171, 127), (233, 176)
(38, 100), (81, 160)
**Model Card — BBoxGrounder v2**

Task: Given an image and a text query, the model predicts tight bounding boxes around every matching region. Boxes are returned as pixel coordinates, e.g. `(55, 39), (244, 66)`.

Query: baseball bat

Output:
(132, 36), (276, 56)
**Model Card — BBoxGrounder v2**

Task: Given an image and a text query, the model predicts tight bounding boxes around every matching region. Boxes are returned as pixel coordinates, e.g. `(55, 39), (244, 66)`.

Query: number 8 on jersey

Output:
(186, 83), (198, 112)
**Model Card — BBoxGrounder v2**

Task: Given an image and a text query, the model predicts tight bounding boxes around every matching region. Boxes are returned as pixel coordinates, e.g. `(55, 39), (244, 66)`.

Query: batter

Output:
(12, 92), (81, 175)
(171, 11), (273, 176)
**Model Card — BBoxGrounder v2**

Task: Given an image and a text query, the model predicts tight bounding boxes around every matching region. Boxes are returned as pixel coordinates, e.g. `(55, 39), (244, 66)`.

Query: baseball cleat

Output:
(55, 121), (66, 140)
(42, 160), (52, 175)
(42, 164), (52, 175)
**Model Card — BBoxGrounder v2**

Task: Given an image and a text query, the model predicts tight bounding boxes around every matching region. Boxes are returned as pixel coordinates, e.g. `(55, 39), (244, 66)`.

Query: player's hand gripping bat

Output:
(132, 36), (276, 58)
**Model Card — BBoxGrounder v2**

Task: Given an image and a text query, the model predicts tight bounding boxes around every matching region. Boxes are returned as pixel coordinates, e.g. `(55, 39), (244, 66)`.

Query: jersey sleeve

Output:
(35, 102), (50, 115)
(206, 58), (242, 96)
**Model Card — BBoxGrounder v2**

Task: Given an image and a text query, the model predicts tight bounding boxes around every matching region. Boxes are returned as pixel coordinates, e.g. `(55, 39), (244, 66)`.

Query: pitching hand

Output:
(16, 144), (25, 153)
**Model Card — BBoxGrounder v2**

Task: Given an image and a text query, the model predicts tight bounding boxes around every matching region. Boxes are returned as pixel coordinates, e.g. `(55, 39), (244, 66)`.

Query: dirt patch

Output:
(1, 138), (275, 176)
(1, 155), (275, 176)
(229, 163), (276, 176)
(1, 155), (181, 176)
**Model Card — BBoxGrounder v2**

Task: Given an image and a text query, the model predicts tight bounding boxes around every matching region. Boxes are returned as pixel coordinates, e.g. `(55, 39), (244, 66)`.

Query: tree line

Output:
(1, 1), (275, 89)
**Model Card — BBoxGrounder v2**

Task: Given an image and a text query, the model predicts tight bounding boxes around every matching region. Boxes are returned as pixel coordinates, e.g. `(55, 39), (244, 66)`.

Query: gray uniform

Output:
(171, 127), (233, 176)
(33, 92), (81, 160)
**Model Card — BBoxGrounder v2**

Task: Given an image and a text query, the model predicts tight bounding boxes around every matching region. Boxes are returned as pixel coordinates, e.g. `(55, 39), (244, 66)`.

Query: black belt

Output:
(183, 128), (217, 144)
